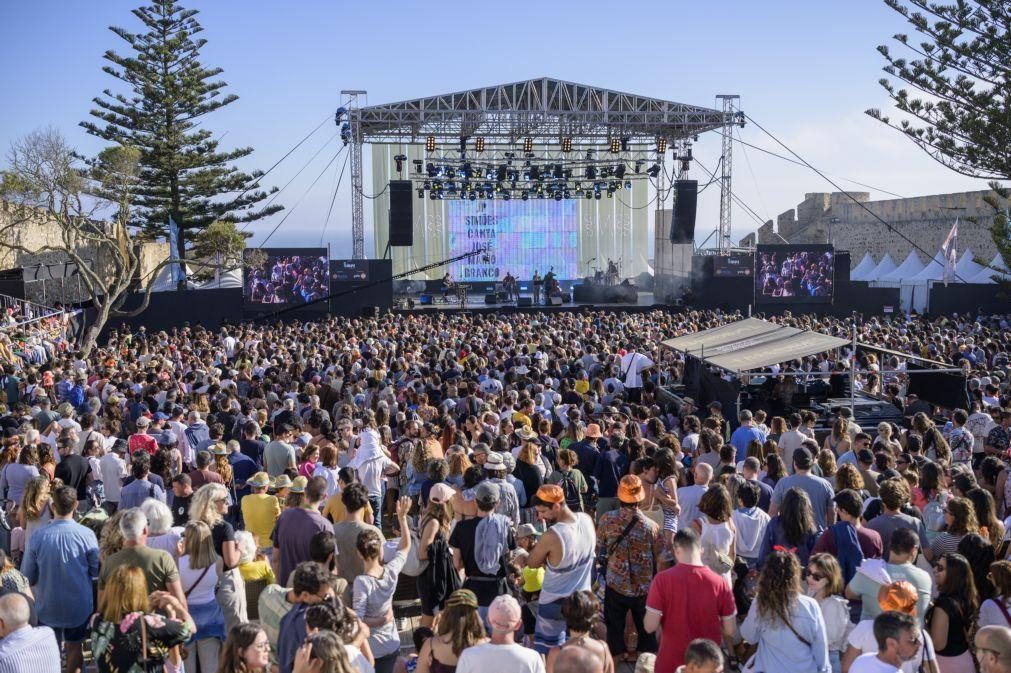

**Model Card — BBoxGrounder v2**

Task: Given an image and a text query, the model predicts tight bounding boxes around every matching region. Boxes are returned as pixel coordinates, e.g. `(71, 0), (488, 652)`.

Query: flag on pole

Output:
(942, 217), (958, 286)
(168, 215), (185, 285)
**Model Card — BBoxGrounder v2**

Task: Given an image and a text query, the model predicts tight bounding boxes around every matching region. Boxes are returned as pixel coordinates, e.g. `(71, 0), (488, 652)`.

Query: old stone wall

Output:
(744, 190), (1005, 267)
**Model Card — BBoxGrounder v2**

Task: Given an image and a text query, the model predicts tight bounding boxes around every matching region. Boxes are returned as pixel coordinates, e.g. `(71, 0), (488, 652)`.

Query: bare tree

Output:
(0, 128), (213, 353)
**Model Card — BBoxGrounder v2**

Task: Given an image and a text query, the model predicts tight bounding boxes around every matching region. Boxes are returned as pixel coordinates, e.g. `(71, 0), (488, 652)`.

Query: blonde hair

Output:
(182, 521), (218, 570)
(189, 483), (228, 527)
(100, 566), (150, 623)
(21, 475), (50, 521)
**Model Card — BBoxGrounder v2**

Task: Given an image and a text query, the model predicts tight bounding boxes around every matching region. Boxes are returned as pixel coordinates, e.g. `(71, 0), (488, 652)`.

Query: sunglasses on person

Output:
(807, 570), (825, 582)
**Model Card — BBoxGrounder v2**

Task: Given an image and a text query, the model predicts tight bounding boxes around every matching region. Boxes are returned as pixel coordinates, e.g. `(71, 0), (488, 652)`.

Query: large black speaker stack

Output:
(389, 180), (413, 246)
(670, 180), (698, 244)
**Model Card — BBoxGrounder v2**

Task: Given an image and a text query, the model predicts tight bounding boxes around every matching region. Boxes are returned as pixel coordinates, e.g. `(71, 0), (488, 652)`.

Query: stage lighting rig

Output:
(615, 164), (626, 179)
(561, 137), (573, 152)
(646, 164), (661, 178)
(657, 137), (668, 154)
(609, 138), (620, 154)
(413, 159), (423, 174)
(634, 161), (643, 173)
(475, 137), (485, 152)
(425, 136), (436, 152)
(523, 137), (533, 153)
(394, 154), (407, 173)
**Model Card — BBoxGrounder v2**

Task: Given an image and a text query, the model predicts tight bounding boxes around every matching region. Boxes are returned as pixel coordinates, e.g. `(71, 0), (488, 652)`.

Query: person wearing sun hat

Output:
(841, 580), (938, 673)
(596, 474), (663, 659)
(242, 471), (281, 555)
(527, 483), (597, 655)
(456, 594), (545, 673)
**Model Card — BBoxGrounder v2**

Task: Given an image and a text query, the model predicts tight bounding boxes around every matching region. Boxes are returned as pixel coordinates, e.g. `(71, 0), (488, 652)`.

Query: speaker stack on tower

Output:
(389, 181), (414, 246)
(670, 180), (698, 244)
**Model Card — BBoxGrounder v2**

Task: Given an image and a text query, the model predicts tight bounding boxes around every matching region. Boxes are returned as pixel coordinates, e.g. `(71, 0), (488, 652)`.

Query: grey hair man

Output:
(98, 509), (186, 608)
(0, 593), (62, 673)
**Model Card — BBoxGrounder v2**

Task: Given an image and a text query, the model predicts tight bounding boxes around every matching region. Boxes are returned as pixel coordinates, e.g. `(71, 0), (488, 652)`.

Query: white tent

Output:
(954, 248), (984, 281)
(197, 267), (242, 289)
(875, 251), (924, 284)
(849, 253), (876, 281)
(909, 251), (945, 282)
(147, 263), (195, 292)
(971, 254), (1008, 284)
(861, 253), (897, 281)
(901, 251), (947, 312)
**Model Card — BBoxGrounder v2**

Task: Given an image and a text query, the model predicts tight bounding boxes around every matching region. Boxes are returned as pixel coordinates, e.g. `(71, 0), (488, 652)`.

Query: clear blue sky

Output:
(0, 0), (987, 257)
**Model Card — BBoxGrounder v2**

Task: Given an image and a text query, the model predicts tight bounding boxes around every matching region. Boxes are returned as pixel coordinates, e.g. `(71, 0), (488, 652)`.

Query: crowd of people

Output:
(1, 307), (1011, 673)
(245, 256), (330, 305)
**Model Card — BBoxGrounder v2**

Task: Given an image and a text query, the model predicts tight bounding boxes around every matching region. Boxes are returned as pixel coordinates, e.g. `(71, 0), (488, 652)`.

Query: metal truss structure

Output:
(342, 77), (737, 256)
(716, 95), (742, 253)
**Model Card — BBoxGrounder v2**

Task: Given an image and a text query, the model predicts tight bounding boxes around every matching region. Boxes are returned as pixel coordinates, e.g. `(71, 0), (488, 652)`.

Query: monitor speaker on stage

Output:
(517, 297), (533, 307)
(670, 180), (698, 244)
(548, 296), (563, 306)
(485, 294), (498, 305)
(389, 181), (413, 246)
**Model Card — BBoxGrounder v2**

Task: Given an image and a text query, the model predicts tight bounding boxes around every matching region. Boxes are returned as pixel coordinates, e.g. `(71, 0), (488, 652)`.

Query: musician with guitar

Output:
(441, 273), (455, 302)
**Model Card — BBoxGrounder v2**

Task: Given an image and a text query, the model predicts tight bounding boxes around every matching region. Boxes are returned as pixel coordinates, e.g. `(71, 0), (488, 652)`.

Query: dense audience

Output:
(0, 307), (1010, 673)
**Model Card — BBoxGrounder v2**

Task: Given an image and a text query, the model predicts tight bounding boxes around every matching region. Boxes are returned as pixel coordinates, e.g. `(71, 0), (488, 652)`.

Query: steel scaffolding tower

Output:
(716, 95), (741, 252)
(341, 90), (367, 259)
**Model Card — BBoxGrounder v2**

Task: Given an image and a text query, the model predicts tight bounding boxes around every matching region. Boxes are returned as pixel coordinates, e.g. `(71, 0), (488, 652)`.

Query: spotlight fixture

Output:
(475, 137), (485, 153)
(624, 180), (632, 190)
(585, 166), (597, 180)
(561, 137), (572, 153)
(426, 163), (437, 177)
(594, 192), (602, 200)
(425, 136), (436, 152)
(393, 154), (407, 173)
(615, 164), (626, 179)
(523, 137), (533, 153)
(417, 189), (424, 199)
(609, 138), (620, 154)
(657, 137), (668, 154)
(634, 161), (643, 174)
(646, 164), (661, 178)
(413, 159), (423, 174)
(621, 137), (630, 152)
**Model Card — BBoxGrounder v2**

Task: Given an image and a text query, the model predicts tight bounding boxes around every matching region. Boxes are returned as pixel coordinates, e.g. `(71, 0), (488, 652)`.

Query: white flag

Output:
(942, 217), (958, 286)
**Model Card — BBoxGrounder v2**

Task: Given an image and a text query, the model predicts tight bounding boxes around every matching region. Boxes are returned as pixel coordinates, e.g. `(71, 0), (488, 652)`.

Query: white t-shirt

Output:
(847, 619), (935, 673)
(619, 352), (654, 389)
(456, 642), (545, 673)
(344, 644), (374, 673)
(178, 555), (219, 605)
(849, 653), (900, 673)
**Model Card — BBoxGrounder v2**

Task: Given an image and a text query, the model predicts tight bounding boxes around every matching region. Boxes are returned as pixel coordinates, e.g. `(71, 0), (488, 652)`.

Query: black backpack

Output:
(558, 471), (582, 512)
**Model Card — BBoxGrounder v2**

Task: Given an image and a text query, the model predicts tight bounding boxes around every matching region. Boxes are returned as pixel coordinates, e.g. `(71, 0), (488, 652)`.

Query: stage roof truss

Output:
(660, 317), (852, 374)
(354, 77), (729, 143)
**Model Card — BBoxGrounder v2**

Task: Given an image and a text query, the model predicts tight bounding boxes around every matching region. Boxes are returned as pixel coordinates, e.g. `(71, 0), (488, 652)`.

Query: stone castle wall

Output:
(743, 190), (1006, 266)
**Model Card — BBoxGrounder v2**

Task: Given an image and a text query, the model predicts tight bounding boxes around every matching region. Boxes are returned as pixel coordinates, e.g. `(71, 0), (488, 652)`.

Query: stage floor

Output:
(394, 291), (660, 314)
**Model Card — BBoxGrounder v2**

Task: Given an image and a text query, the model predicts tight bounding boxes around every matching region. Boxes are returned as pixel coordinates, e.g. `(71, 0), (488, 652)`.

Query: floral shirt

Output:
(987, 426), (1011, 455)
(595, 507), (664, 597)
(91, 612), (191, 673)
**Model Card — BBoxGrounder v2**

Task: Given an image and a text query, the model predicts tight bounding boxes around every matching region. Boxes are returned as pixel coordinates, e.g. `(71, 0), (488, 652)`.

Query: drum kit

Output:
(587, 258), (622, 286)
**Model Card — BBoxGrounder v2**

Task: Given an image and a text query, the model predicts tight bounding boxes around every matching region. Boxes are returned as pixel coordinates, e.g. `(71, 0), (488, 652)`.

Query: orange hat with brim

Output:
(618, 474), (645, 504)
(878, 580), (918, 614)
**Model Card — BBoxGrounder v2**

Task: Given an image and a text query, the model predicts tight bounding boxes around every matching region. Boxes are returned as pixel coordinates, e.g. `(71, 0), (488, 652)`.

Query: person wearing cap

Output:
(456, 594), (545, 673)
(527, 483), (597, 655)
(242, 472), (281, 556)
(415, 588), (489, 673)
(127, 415), (158, 456)
(846, 528), (932, 628)
(597, 475), (664, 660)
(515, 523), (540, 552)
(976, 626), (1011, 673)
(483, 452), (520, 525)
(416, 482), (457, 627)
(770, 445), (836, 529)
(449, 481), (516, 618)
(842, 581), (938, 673)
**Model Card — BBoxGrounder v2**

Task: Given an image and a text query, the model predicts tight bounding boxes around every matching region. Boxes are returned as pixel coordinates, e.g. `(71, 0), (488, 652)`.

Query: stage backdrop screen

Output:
(755, 245), (834, 303)
(243, 248), (329, 307)
(446, 200), (579, 282)
(713, 253), (755, 278)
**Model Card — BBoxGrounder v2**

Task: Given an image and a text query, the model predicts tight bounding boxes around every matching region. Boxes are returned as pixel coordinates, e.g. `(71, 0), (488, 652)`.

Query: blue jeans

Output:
(369, 494), (382, 529)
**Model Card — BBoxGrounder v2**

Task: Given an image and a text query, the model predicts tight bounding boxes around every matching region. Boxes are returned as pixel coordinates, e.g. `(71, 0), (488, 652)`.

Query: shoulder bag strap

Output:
(993, 598), (1011, 627)
(609, 514), (640, 556)
(184, 565), (212, 598)
(782, 613), (812, 647)
(140, 613), (148, 666)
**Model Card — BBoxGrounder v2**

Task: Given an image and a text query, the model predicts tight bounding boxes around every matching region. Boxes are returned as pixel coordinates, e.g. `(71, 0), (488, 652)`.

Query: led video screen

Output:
(243, 248), (329, 306)
(755, 245), (834, 303)
(446, 200), (579, 282)
(713, 254), (754, 278)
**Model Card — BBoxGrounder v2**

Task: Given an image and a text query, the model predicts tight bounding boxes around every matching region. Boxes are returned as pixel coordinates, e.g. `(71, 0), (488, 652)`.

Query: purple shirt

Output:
(272, 507), (331, 582)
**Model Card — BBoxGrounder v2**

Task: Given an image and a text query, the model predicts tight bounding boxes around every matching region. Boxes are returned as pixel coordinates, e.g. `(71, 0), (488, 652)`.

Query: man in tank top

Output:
(527, 484), (597, 654)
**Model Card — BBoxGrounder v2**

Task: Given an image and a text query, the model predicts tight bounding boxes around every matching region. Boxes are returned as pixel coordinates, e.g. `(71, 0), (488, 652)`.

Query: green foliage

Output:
(188, 219), (249, 280)
(80, 0), (281, 259)
(869, 0), (1011, 289)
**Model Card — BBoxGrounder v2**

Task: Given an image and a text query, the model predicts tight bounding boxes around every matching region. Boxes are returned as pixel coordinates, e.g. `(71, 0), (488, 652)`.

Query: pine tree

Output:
(868, 0), (1010, 288)
(81, 0), (280, 284)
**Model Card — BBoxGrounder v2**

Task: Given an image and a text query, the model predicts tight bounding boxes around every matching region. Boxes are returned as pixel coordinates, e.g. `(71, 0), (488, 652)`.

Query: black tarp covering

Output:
(905, 362), (970, 411)
(682, 357), (741, 425)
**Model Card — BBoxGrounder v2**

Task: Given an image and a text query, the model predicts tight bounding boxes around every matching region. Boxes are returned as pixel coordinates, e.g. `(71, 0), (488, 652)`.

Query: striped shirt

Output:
(0, 625), (61, 673)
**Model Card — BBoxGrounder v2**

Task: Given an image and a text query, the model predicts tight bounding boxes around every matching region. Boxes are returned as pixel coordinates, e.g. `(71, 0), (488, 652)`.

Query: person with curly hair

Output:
(927, 553), (978, 673)
(926, 496), (979, 562)
(740, 550), (830, 673)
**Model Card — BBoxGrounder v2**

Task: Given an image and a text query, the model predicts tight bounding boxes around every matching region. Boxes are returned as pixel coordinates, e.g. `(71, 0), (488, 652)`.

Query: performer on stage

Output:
(441, 272), (455, 301)
(606, 259), (619, 286)
(503, 271), (516, 301)
(532, 270), (541, 305)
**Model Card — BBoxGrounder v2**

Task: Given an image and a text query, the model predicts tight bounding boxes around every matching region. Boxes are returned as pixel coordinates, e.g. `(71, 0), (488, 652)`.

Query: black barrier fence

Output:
(905, 362), (970, 411)
(928, 283), (1011, 316)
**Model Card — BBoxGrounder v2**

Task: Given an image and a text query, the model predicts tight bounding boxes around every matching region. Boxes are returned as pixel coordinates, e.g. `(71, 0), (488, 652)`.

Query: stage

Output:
(394, 290), (659, 315)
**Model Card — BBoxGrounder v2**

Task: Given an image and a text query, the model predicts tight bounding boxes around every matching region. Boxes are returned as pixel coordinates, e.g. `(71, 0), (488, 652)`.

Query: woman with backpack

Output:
(546, 449), (588, 513)
(417, 483), (459, 629)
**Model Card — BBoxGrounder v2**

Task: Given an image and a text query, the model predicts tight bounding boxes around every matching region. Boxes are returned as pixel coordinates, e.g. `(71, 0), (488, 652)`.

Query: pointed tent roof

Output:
(971, 254), (1008, 284)
(863, 252), (897, 281)
(197, 268), (242, 290)
(878, 251), (924, 283)
(908, 250), (946, 282)
(850, 253), (876, 281)
(954, 248), (984, 280)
